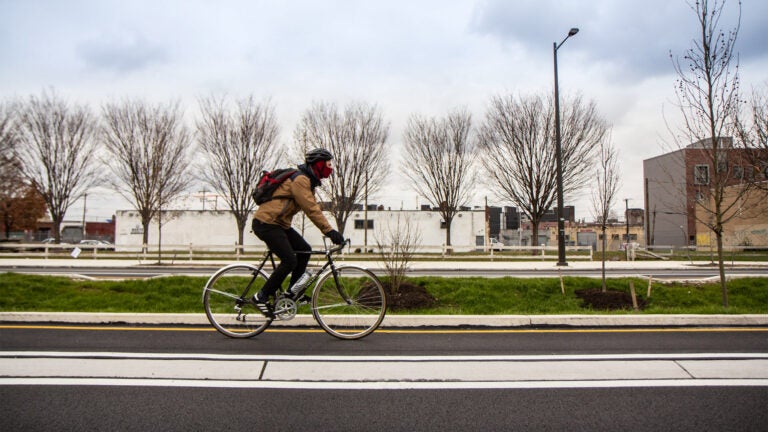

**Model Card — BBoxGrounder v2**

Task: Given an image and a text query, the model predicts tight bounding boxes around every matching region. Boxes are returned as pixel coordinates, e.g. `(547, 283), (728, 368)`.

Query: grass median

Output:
(1, 272), (767, 315)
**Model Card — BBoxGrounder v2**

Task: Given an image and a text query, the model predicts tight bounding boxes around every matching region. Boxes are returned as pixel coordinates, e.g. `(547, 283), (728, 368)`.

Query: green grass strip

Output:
(0, 273), (767, 315)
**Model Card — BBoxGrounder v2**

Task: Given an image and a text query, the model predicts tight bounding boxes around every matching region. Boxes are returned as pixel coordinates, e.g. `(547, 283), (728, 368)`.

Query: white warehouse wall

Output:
(115, 209), (487, 252)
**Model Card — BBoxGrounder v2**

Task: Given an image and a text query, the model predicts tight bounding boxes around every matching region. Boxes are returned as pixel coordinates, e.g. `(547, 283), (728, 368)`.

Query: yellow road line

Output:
(1, 325), (767, 334)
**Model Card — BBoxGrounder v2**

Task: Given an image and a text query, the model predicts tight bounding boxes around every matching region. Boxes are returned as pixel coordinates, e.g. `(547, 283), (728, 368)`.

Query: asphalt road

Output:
(3, 325), (768, 355)
(2, 325), (767, 431)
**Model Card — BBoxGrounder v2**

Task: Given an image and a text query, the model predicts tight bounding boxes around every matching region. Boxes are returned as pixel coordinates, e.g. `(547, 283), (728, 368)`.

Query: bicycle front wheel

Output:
(311, 265), (387, 340)
(203, 264), (272, 338)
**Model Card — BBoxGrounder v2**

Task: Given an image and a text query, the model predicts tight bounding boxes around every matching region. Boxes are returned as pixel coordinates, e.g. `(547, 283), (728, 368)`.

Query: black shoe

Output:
(297, 295), (311, 305)
(252, 294), (273, 317)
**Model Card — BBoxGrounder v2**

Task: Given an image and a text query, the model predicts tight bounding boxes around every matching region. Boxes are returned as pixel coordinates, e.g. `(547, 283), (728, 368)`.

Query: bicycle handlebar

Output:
(327, 239), (349, 254)
(293, 239), (348, 255)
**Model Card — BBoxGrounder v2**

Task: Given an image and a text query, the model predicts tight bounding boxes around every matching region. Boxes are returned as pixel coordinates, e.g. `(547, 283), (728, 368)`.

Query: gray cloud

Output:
(77, 34), (168, 74)
(469, 0), (761, 82)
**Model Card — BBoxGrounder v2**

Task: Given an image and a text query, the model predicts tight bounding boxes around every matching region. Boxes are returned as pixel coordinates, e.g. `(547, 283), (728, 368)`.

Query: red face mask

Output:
(314, 160), (333, 179)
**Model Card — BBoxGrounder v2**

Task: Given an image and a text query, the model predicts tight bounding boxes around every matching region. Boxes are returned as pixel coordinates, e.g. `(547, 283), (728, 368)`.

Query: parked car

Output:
(476, 238), (504, 252)
(41, 238), (71, 245)
(78, 240), (115, 250)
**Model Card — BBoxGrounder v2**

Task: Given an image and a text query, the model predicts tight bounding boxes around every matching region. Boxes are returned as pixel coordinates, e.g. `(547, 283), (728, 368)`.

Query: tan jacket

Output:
(254, 172), (333, 234)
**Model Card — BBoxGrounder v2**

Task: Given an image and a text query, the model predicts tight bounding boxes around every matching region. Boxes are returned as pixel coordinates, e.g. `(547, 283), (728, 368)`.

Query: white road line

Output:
(2, 377), (768, 390)
(3, 351), (768, 361)
(2, 352), (768, 387)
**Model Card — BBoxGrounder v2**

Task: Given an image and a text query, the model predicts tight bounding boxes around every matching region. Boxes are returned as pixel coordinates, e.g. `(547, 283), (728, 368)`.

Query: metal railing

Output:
(6, 241), (764, 262)
(0, 242), (594, 262)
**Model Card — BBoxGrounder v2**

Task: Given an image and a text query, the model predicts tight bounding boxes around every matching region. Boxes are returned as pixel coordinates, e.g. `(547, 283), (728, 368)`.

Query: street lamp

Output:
(553, 27), (579, 267)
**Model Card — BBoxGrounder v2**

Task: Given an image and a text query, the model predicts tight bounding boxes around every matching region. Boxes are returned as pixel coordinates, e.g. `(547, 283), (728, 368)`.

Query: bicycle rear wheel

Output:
(203, 264), (272, 338)
(311, 265), (387, 340)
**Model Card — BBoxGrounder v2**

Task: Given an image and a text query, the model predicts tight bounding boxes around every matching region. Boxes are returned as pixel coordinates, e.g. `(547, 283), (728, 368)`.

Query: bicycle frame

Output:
(202, 239), (386, 340)
(251, 242), (349, 301)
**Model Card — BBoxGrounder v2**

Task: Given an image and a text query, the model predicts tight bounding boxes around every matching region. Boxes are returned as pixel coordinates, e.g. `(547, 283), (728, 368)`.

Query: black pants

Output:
(251, 219), (311, 298)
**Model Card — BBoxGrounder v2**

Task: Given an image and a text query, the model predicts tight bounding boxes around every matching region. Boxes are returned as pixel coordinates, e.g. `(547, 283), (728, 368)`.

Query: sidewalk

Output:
(3, 256), (768, 271)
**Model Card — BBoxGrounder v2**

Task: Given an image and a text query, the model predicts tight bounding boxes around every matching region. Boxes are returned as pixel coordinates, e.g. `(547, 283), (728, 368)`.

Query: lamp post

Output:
(553, 27), (579, 267)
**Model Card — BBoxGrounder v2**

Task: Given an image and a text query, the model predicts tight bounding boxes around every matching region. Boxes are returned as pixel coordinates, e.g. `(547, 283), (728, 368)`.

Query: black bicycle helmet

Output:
(305, 148), (333, 163)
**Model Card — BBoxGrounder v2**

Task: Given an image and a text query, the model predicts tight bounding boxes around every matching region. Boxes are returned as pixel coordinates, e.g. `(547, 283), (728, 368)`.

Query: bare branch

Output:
(101, 98), (194, 248)
(590, 134), (620, 292)
(667, 0), (746, 307)
(374, 213), (422, 294)
(196, 95), (283, 245)
(402, 108), (477, 246)
(478, 92), (607, 246)
(293, 101), (390, 234)
(15, 90), (100, 242)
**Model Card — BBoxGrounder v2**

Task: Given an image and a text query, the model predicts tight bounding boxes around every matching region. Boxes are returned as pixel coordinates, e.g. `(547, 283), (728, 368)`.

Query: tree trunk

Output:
(334, 213), (348, 237)
(445, 217), (452, 246)
(531, 220), (540, 255)
(52, 218), (62, 243)
(601, 226), (607, 292)
(141, 220), (150, 253)
(235, 216), (246, 251)
(716, 230), (728, 308)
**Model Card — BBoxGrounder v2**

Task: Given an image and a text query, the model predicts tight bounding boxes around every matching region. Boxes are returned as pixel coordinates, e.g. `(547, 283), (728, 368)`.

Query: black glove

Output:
(326, 229), (345, 245)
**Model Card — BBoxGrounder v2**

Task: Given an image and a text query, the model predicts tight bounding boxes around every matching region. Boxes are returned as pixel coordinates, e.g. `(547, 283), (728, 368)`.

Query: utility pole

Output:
(364, 171), (368, 253)
(625, 198), (630, 260)
(484, 196), (490, 252)
(81, 193), (87, 240)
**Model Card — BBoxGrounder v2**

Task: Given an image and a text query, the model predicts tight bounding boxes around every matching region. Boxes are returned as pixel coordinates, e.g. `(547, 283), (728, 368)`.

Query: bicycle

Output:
(202, 240), (387, 340)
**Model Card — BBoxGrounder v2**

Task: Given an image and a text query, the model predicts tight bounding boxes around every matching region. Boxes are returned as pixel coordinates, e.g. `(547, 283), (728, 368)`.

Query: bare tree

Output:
(736, 85), (768, 192)
(0, 100), (16, 177)
(15, 91), (100, 243)
(101, 99), (193, 251)
(293, 101), (390, 234)
(0, 101), (46, 239)
(374, 212), (422, 295)
(478, 93), (607, 247)
(0, 100), (22, 238)
(402, 108), (476, 246)
(196, 95), (283, 246)
(669, 0), (749, 307)
(590, 135), (620, 292)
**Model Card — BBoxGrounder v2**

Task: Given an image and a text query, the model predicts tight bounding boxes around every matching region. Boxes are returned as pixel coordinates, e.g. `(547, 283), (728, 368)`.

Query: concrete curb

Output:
(2, 312), (767, 327)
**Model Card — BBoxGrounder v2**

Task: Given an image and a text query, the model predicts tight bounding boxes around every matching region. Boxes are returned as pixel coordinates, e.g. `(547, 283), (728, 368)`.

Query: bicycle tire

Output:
(311, 265), (387, 340)
(203, 263), (272, 338)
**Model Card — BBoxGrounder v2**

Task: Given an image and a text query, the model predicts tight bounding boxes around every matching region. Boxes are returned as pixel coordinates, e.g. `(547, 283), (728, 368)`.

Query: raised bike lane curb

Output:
(2, 312), (768, 327)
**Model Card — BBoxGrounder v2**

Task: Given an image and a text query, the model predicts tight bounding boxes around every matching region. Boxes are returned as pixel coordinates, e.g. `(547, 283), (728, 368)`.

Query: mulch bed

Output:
(381, 283), (645, 311)
(385, 282), (437, 310)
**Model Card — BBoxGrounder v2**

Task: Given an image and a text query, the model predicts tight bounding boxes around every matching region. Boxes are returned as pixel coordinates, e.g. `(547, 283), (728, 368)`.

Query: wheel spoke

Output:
(203, 264), (272, 338)
(311, 266), (386, 340)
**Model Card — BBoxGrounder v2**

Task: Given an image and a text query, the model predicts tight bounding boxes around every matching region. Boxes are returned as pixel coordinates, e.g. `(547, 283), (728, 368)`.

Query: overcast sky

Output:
(1, 0), (767, 222)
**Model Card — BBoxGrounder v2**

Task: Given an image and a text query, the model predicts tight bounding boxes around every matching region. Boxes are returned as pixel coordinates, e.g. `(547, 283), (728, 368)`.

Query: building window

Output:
(716, 159), (728, 173)
(694, 164), (710, 185)
(440, 220), (446, 229)
(733, 165), (743, 179)
(695, 191), (706, 203)
(354, 219), (373, 229)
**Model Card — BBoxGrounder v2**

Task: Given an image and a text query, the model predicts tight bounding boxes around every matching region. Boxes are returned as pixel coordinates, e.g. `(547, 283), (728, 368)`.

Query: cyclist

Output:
(251, 148), (344, 310)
